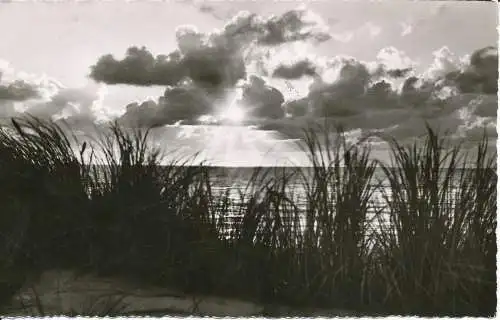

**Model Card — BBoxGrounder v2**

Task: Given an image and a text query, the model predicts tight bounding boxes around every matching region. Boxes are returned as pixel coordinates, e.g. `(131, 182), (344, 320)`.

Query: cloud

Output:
(26, 83), (109, 124)
(271, 59), (317, 79)
(119, 80), (214, 126)
(255, 7), (331, 45)
(300, 49), (414, 117)
(314, 21), (379, 46)
(303, 58), (372, 117)
(118, 74), (286, 127)
(182, 48), (246, 91)
(399, 3), (448, 39)
(331, 31), (354, 43)
(270, 47), (415, 83)
(89, 6), (331, 126)
(373, 47), (415, 79)
(399, 76), (451, 108)
(365, 80), (400, 108)
(0, 60), (62, 103)
(363, 22), (382, 38)
(0, 80), (40, 101)
(450, 46), (498, 95)
(395, 46), (497, 111)
(90, 6), (331, 89)
(283, 97), (309, 117)
(89, 29), (246, 91)
(120, 43), (495, 134)
(274, 48), (414, 118)
(89, 47), (185, 86)
(85, 4), (495, 150)
(384, 95), (497, 144)
(0, 59), (111, 126)
(159, 82), (215, 122)
(237, 75), (285, 120)
(423, 46), (467, 80)
(120, 99), (162, 127)
(199, 3), (215, 14)
(267, 88), (496, 150)
(273, 45), (497, 147)
(471, 94), (496, 118)
(400, 21), (413, 37)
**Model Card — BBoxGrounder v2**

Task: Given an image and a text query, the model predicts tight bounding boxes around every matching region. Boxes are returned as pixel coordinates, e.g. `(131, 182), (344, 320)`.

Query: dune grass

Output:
(371, 126), (496, 315)
(0, 116), (496, 316)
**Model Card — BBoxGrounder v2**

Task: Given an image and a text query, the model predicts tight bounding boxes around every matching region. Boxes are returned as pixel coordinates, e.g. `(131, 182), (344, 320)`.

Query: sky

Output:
(0, 0), (497, 166)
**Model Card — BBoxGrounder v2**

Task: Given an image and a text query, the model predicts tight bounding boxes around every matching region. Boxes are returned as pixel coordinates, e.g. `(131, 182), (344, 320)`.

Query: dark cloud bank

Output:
(86, 6), (496, 140)
(88, 7), (330, 125)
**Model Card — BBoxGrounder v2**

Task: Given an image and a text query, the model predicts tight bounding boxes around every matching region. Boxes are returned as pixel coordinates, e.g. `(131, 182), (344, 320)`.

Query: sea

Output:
(93, 164), (492, 236)
(189, 166), (480, 235)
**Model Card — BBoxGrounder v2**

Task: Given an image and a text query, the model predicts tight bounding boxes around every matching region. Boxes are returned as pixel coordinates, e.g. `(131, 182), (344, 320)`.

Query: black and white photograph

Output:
(0, 0), (497, 317)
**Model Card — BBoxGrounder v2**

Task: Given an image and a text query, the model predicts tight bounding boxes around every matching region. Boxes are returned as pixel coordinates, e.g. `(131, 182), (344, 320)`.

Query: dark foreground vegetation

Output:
(0, 117), (496, 316)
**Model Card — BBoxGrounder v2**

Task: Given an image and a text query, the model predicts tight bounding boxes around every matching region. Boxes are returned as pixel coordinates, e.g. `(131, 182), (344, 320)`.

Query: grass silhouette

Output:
(0, 116), (496, 316)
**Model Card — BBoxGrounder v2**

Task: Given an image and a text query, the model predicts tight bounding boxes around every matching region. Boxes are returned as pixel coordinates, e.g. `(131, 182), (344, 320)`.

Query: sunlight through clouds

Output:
(0, 1), (495, 166)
